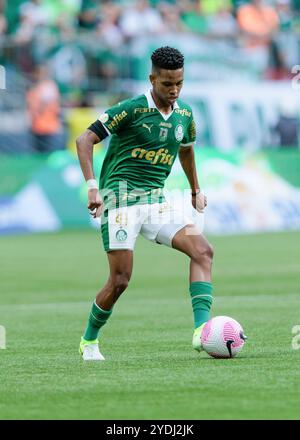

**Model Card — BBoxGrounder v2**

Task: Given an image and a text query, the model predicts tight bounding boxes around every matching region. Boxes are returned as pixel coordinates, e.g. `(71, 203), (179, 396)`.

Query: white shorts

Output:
(100, 202), (194, 251)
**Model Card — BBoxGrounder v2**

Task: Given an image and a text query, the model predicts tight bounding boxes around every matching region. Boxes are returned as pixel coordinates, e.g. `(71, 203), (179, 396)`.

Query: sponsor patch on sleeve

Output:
(99, 113), (109, 124)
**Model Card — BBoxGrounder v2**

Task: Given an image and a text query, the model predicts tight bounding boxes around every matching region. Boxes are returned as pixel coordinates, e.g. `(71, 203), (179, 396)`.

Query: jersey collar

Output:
(145, 89), (179, 121)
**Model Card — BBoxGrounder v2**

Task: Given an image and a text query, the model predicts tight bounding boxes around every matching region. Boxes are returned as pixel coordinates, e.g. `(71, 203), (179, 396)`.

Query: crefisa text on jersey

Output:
(106, 424), (194, 437)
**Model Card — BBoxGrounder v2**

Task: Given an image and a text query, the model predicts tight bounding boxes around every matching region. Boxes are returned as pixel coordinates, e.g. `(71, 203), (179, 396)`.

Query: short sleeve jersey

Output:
(98, 90), (196, 207)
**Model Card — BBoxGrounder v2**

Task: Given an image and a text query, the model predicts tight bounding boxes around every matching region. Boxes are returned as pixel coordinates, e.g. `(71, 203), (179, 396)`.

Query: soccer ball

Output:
(201, 316), (247, 359)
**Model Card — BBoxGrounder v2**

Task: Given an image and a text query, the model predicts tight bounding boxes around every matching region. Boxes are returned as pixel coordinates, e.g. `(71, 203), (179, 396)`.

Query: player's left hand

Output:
(192, 192), (207, 213)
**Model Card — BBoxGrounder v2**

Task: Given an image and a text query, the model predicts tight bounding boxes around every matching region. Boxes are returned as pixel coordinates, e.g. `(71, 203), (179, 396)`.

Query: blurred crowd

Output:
(1, 0), (299, 95)
(0, 0), (299, 152)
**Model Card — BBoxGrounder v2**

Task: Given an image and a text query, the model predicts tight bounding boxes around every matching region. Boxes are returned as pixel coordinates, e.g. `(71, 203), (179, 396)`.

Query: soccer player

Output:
(76, 46), (214, 360)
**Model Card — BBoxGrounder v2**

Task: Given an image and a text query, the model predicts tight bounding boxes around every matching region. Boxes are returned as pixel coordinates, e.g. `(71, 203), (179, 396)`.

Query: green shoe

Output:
(192, 323), (206, 352)
(79, 337), (105, 361)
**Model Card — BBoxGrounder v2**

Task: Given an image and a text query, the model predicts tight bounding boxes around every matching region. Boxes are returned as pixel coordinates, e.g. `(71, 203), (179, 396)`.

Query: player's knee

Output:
(193, 242), (214, 265)
(112, 273), (129, 296)
(206, 243), (214, 261)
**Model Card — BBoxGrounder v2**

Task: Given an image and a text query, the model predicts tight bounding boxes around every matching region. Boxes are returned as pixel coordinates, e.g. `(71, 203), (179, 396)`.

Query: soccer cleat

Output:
(192, 322), (206, 352)
(79, 337), (105, 361)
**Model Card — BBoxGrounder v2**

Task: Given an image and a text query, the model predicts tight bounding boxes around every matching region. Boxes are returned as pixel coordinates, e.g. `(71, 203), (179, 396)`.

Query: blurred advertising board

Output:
(136, 81), (299, 153)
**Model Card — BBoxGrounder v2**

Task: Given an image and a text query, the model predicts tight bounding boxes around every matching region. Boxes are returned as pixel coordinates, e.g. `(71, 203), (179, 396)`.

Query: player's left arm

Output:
(179, 116), (207, 213)
(179, 145), (207, 213)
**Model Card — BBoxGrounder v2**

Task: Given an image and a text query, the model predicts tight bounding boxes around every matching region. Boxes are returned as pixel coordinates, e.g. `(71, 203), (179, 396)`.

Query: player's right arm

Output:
(76, 99), (132, 217)
(76, 127), (107, 218)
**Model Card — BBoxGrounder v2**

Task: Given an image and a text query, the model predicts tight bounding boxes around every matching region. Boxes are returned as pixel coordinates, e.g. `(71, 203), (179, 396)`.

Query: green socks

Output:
(189, 281), (213, 328)
(83, 301), (112, 341)
(83, 283), (212, 341)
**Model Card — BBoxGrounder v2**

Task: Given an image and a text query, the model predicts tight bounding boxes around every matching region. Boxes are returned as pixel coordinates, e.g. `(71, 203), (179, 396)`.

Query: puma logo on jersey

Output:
(142, 123), (153, 133)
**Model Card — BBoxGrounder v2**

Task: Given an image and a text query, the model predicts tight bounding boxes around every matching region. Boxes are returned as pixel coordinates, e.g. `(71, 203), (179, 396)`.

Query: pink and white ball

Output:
(201, 316), (247, 359)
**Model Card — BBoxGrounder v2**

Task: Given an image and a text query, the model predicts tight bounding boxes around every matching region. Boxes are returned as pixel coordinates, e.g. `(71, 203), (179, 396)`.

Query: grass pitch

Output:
(0, 230), (300, 420)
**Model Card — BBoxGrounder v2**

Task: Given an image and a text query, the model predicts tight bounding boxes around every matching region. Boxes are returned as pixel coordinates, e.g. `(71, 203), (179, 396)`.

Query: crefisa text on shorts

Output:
(106, 424), (194, 437)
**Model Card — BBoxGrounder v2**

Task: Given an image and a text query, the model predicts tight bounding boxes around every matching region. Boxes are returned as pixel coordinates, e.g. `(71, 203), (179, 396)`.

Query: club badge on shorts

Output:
(116, 229), (128, 242)
(175, 124), (184, 142)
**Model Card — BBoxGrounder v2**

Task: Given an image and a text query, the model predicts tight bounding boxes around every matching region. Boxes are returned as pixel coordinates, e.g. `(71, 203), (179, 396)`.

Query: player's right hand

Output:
(87, 189), (104, 218)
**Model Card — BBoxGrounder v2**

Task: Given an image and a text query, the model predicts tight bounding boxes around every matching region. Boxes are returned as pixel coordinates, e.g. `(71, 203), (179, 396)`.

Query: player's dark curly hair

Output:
(151, 46), (184, 70)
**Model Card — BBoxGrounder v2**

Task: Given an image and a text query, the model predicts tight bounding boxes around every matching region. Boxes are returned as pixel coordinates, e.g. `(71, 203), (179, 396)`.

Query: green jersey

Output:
(98, 90), (196, 208)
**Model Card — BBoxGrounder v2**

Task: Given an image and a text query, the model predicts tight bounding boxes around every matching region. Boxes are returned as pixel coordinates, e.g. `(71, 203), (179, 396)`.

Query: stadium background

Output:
(1, 0), (300, 420)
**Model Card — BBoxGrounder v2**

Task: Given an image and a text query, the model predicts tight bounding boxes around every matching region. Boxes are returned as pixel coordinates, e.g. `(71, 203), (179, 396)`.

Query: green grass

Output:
(0, 230), (300, 420)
